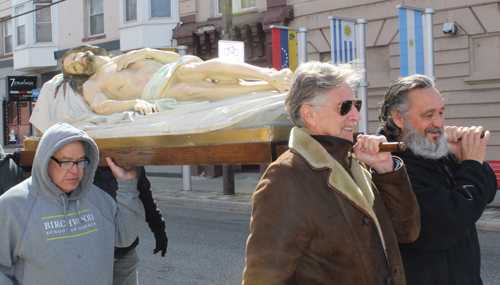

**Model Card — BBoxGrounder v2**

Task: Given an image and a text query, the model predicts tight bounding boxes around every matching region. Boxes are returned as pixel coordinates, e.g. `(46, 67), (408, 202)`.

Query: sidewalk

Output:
(477, 207), (500, 232)
(149, 172), (256, 212)
(148, 172), (500, 232)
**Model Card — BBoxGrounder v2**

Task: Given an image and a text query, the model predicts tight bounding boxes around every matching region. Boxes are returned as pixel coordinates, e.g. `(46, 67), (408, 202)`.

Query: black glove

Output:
(153, 230), (168, 257)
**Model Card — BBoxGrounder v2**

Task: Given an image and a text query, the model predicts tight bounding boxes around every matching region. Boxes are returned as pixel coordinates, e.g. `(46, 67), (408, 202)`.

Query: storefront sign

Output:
(7, 76), (37, 101)
(32, 88), (40, 108)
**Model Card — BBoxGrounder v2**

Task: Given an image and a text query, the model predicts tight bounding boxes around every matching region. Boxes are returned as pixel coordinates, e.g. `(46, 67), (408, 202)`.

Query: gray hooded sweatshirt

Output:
(0, 123), (145, 285)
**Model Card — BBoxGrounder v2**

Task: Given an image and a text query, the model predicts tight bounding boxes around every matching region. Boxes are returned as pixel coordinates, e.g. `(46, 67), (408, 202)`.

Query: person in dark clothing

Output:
(94, 166), (168, 285)
(0, 145), (25, 196)
(377, 74), (497, 285)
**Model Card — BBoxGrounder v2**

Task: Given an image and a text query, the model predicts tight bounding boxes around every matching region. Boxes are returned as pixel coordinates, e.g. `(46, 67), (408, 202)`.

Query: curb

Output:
(153, 195), (252, 212)
(477, 207), (500, 232)
(477, 220), (500, 232)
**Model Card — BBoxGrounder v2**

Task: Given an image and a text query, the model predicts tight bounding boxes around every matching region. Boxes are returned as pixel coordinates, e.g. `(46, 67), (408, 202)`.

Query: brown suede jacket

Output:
(243, 127), (420, 285)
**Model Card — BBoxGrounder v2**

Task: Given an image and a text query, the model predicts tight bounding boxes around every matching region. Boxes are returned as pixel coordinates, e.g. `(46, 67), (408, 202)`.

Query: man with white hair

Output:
(242, 61), (420, 284)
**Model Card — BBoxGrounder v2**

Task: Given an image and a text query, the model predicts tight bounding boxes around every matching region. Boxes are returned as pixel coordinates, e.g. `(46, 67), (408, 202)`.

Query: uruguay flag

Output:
(398, 7), (424, 76)
(331, 18), (356, 64)
(272, 27), (297, 71)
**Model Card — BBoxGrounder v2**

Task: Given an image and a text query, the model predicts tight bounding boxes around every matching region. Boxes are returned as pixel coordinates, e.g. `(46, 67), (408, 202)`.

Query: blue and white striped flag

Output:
(398, 7), (424, 76)
(331, 18), (356, 64)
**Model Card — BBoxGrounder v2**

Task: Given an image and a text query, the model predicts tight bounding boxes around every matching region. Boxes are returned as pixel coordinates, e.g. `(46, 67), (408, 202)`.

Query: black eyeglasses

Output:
(51, 156), (90, 170)
(311, 99), (362, 116)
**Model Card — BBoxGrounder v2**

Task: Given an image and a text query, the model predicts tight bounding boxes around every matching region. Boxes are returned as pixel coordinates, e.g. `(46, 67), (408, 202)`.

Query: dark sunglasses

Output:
(311, 99), (362, 116)
(51, 156), (90, 170)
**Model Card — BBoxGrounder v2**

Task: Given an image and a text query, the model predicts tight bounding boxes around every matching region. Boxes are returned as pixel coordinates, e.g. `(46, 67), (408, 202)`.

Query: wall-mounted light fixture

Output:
(443, 22), (458, 35)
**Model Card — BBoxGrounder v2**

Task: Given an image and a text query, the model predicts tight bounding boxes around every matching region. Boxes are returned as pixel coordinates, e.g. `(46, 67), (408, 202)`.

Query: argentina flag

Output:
(330, 18), (356, 64)
(398, 7), (424, 76)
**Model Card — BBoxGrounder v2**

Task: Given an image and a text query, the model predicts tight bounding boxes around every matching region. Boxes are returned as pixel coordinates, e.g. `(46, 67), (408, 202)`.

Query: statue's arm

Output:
(115, 48), (182, 71)
(83, 85), (157, 116)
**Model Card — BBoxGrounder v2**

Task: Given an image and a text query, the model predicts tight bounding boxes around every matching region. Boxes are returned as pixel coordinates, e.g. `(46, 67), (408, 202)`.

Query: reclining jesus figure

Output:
(57, 45), (293, 116)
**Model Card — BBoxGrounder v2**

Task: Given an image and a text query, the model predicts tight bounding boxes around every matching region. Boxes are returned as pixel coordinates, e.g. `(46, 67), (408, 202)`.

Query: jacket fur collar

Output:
(289, 127), (384, 242)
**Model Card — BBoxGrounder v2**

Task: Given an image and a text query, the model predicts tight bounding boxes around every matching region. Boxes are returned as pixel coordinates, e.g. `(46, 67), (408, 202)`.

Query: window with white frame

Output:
(89, 0), (104, 36)
(4, 19), (12, 54)
(35, 4), (52, 42)
(217, 0), (255, 15)
(15, 6), (25, 46)
(125, 0), (137, 22)
(151, 0), (171, 18)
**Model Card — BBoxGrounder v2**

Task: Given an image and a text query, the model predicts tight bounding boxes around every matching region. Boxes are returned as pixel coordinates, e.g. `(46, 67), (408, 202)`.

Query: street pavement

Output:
(147, 170), (500, 232)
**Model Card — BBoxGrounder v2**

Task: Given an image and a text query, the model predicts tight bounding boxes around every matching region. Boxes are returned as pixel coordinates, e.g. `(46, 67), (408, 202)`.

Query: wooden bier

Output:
(18, 125), (408, 167)
(19, 125), (293, 167)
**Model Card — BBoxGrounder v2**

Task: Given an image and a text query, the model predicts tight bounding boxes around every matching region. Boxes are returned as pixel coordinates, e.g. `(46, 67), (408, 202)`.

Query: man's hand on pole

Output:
(354, 135), (394, 173)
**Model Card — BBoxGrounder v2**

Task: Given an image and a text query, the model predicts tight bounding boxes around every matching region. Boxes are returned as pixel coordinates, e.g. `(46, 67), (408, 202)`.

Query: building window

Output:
(125, 0), (137, 22)
(4, 19), (12, 54)
(151, 0), (171, 18)
(240, 0), (255, 9)
(217, 0), (255, 15)
(89, 0), (104, 36)
(15, 6), (25, 46)
(35, 5), (52, 43)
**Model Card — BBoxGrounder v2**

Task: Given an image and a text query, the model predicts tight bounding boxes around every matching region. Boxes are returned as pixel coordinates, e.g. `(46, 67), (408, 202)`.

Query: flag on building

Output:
(272, 27), (298, 71)
(330, 18), (356, 64)
(398, 7), (424, 76)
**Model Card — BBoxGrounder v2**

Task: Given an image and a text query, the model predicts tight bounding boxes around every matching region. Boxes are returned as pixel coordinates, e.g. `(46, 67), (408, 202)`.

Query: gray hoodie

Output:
(0, 123), (145, 285)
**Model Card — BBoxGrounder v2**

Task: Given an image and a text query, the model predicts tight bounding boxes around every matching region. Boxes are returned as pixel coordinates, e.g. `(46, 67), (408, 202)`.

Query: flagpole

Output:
(298, 27), (309, 65)
(356, 19), (369, 134)
(329, 16), (369, 133)
(329, 17), (334, 62)
(423, 8), (436, 81)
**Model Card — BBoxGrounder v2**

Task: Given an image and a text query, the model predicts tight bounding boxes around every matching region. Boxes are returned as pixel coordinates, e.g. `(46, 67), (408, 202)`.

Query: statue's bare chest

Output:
(96, 61), (163, 99)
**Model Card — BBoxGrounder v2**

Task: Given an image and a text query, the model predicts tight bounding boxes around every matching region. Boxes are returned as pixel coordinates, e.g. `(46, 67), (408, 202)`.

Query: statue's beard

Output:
(401, 118), (450, 159)
(81, 52), (96, 76)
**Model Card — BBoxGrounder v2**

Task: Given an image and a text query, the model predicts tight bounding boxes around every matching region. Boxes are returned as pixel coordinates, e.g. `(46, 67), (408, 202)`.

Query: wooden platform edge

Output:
(19, 141), (291, 167)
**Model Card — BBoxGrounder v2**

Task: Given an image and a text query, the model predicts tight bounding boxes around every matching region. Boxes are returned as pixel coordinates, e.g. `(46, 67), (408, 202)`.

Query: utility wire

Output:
(0, 0), (35, 14)
(0, 0), (67, 23)
(0, 0), (30, 7)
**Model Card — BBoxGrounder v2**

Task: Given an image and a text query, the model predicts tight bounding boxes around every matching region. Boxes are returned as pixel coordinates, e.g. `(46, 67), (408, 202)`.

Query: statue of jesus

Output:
(58, 45), (293, 116)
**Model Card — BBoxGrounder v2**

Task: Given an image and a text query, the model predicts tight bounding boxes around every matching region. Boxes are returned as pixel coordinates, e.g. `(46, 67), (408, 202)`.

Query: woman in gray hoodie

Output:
(0, 123), (145, 284)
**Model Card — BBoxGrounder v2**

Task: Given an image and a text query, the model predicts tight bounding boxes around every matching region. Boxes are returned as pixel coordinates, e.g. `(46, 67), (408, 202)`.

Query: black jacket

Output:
(0, 146), (25, 196)
(93, 166), (166, 255)
(377, 128), (497, 285)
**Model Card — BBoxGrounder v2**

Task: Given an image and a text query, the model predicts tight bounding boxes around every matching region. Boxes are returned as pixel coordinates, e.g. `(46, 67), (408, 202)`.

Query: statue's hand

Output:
(133, 100), (159, 115)
(116, 48), (151, 71)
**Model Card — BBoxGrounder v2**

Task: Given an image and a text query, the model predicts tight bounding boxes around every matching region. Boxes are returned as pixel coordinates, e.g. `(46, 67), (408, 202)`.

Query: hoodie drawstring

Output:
(60, 195), (85, 230)
(76, 200), (84, 224)
(59, 194), (70, 230)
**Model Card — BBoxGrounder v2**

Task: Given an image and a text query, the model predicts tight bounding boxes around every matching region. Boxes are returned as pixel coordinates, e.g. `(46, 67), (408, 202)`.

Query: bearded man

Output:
(57, 45), (292, 116)
(377, 74), (498, 285)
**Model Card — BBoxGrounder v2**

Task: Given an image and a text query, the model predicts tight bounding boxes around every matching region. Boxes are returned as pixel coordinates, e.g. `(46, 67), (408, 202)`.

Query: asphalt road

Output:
(135, 204), (250, 284)
(135, 203), (500, 284)
(478, 230), (500, 285)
